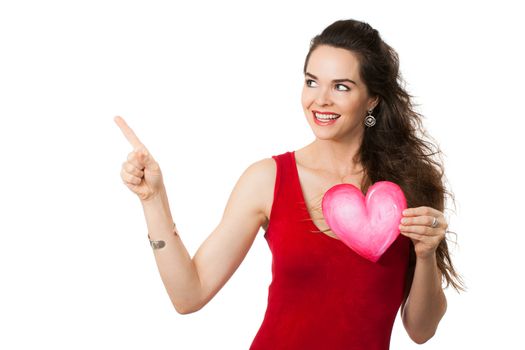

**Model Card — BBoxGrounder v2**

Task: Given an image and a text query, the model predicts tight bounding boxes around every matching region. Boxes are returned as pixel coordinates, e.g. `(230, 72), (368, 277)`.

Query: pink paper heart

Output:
(321, 181), (407, 263)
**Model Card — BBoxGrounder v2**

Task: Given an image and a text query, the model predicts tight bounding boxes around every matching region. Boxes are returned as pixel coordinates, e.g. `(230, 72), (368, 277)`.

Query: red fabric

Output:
(249, 151), (411, 350)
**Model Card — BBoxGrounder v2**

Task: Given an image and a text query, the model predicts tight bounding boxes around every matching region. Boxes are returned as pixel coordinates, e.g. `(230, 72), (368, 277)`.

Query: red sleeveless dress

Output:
(249, 151), (411, 350)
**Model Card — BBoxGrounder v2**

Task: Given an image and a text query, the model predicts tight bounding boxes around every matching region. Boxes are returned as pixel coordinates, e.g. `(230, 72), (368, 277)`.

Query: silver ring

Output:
(431, 217), (438, 228)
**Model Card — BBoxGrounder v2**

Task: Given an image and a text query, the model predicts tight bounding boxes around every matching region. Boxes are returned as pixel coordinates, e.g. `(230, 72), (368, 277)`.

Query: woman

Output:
(115, 18), (465, 350)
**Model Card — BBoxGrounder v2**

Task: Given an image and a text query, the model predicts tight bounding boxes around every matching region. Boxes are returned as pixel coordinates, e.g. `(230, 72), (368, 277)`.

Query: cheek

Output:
(300, 94), (306, 108)
(301, 87), (314, 106)
(338, 96), (363, 115)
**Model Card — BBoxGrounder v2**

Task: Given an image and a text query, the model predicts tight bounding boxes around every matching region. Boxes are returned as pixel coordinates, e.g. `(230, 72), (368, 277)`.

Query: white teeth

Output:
(314, 112), (340, 120)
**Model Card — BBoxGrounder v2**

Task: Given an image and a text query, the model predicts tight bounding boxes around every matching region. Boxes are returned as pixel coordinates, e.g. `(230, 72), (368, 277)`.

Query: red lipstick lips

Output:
(312, 110), (340, 126)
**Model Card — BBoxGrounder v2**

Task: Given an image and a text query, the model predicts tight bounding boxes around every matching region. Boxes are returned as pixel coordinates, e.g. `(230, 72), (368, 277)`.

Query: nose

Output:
(315, 86), (333, 106)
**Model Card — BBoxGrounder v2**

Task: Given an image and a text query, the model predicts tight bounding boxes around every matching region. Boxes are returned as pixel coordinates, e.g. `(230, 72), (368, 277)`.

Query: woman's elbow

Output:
(410, 330), (436, 345)
(175, 304), (199, 315)
(174, 300), (205, 315)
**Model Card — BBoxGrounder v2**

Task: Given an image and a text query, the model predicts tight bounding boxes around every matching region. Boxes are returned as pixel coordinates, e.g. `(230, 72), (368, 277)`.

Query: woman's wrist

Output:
(141, 187), (176, 241)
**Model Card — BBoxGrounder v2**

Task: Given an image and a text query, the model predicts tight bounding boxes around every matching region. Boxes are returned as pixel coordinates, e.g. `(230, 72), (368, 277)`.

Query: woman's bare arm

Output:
(141, 188), (199, 315)
(400, 254), (447, 343)
(191, 157), (275, 312)
(143, 157), (275, 314)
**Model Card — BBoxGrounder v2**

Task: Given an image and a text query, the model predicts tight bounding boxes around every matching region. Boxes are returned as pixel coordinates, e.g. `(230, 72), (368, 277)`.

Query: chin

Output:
(310, 129), (338, 140)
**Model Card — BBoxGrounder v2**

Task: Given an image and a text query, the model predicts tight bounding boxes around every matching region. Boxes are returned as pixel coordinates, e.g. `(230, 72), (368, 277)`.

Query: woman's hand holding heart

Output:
(399, 206), (448, 260)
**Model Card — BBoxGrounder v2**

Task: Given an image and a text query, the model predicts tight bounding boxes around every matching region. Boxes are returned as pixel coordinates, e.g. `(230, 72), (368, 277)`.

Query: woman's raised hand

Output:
(114, 116), (165, 202)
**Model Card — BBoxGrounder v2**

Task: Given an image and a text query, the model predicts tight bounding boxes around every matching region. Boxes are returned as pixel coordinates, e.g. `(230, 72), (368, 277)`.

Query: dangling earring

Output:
(364, 109), (376, 127)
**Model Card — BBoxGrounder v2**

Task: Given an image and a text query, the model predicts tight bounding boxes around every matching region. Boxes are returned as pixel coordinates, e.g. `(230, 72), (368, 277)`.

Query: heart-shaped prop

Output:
(321, 181), (407, 263)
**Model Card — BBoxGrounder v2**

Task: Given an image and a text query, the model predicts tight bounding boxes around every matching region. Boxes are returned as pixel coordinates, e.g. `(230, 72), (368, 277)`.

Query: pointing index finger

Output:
(114, 116), (146, 150)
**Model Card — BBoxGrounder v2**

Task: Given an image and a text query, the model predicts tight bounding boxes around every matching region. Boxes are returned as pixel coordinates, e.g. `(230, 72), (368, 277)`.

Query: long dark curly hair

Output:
(302, 19), (466, 306)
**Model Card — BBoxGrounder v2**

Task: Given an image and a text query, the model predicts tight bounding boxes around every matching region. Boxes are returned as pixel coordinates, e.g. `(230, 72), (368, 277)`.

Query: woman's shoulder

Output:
(246, 156), (278, 197)
(250, 150), (294, 184)
(241, 156), (280, 226)
(245, 156), (277, 178)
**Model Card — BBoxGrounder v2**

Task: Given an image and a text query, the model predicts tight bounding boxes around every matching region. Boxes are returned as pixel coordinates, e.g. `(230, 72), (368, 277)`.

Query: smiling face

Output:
(301, 45), (379, 141)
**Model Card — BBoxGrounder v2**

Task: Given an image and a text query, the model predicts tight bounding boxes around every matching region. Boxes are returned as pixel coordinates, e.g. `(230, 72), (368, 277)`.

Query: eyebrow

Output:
(305, 72), (357, 86)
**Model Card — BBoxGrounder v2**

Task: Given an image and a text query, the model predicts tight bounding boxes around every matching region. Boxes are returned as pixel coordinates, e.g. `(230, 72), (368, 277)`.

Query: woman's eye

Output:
(305, 79), (317, 87)
(305, 79), (350, 92)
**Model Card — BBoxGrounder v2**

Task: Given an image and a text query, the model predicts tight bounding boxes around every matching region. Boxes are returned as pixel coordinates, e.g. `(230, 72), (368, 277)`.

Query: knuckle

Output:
(126, 163), (140, 175)
(128, 173), (139, 184)
(127, 156), (142, 168)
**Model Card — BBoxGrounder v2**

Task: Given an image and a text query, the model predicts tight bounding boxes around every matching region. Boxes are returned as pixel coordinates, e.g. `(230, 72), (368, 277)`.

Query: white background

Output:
(1, 0), (524, 348)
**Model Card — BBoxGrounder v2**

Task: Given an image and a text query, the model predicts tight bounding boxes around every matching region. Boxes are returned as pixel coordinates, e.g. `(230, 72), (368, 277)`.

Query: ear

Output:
(368, 96), (380, 111)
